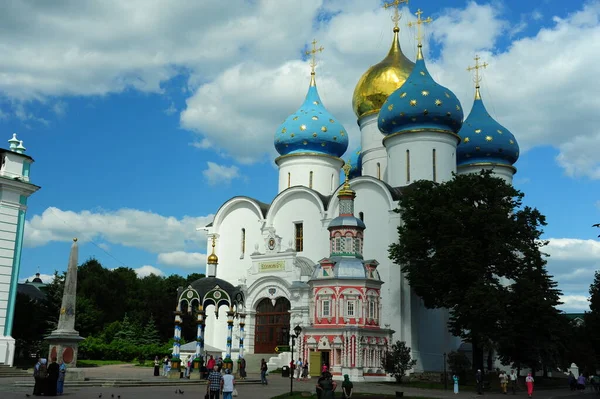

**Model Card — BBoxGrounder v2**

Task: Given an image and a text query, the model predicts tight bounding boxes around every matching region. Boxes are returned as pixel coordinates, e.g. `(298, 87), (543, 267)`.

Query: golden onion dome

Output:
(352, 28), (415, 120)
(207, 236), (218, 265)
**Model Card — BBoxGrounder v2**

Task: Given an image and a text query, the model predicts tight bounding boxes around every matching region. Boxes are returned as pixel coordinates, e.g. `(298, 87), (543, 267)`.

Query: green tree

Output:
(389, 171), (548, 370)
(584, 271), (600, 370)
(114, 314), (140, 344)
(382, 341), (417, 383)
(447, 351), (471, 385)
(140, 315), (161, 346)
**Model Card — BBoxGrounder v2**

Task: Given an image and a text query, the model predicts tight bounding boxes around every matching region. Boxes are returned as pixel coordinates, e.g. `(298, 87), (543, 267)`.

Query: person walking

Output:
(221, 368), (236, 399)
(207, 365), (223, 399)
(476, 369), (483, 395)
(162, 355), (169, 376)
(525, 373), (534, 398)
(260, 358), (268, 385)
(302, 360), (309, 381)
(509, 370), (518, 394)
(500, 372), (508, 394)
(296, 358), (303, 380)
(239, 357), (246, 380)
(453, 374), (459, 394)
(56, 360), (66, 396)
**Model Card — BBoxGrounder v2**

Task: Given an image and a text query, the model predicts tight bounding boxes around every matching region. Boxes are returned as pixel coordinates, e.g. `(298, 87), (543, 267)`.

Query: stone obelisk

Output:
(46, 238), (85, 380)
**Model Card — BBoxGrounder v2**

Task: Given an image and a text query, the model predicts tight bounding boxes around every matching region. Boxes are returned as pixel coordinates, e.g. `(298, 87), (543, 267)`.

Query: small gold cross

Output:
(383, 0), (409, 29)
(407, 9), (433, 46)
(305, 39), (324, 75)
(467, 55), (489, 87)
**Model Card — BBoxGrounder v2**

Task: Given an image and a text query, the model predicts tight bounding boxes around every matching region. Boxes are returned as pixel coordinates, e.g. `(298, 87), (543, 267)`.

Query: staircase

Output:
(241, 352), (291, 373)
(0, 365), (31, 378)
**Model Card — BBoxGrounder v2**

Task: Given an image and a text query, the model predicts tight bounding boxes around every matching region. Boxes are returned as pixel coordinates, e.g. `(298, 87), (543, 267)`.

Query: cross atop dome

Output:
(407, 8), (433, 58)
(306, 39), (324, 86)
(467, 55), (489, 99)
(383, 0), (409, 32)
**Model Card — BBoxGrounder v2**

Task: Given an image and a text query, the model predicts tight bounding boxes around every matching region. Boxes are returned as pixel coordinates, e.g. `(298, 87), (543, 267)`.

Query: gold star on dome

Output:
(410, 99), (417, 106)
(456, 105), (461, 111)
(313, 101), (320, 105)
(423, 109), (429, 115)
(291, 133), (295, 137)
(388, 104), (394, 111)
(464, 137), (470, 143)
(293, 116), (299, 121)
(435, 99), (442, 106)
(333, 136), (337, 141)
(509, 140), (514, 144)
(329, 119), (335, 123)
(313, 133), (317, 137)
(321, 126), (327, 132)
(303, 140), (308, 145)
(497, 129), (503, 134)
(300, 125), (307, 131)
(445, 92), (450, 98)
(321, 142), (326, 147)
(485, 136), (493, 142)
(475, 129), (481, 133)
(400, 92), (407, 98)
(282, 128), (287, 133)
(420, 71), (426, 76)
(312, 116), (318, 120)
(422, 90), (429, 96)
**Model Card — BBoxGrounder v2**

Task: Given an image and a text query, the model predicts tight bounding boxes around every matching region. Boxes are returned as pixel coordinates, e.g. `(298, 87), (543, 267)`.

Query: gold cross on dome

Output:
(343, 162), (351, 181)
(467, 55), (488, 87)
(305, 39), (324, 75)
(383, 0), (409, 29)
(407, 9), (433, 46)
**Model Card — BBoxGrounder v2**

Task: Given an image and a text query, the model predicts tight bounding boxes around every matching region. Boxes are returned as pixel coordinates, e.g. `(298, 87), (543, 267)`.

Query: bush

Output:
(79, 336), (171, 362)
(382, 341), (417, 383)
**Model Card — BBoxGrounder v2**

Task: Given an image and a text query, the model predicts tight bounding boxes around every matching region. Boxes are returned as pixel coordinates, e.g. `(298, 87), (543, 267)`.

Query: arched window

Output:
(287, 172), (291, 188)
(359, 212), (364, 222)
(241, 228), (246, 256)
(294, 222), (304, 252)
(309, 171), (313, 189)
(432, 149), (437, 182)
(406, 149), (411, 183)
(377, 162), (381, 180)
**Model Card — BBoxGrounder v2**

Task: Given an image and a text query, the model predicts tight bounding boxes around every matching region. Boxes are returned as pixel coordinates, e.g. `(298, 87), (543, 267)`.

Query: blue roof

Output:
(457, 91), (519, 166)
(347, 147), (362, 179)
(378, 48), (463, 136)
(329, 215), (366, 229)
(275, 77), (348, 158)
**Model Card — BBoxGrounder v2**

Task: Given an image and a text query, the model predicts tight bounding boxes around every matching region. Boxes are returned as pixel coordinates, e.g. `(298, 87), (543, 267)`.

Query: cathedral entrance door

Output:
(254, 297), (290, 353)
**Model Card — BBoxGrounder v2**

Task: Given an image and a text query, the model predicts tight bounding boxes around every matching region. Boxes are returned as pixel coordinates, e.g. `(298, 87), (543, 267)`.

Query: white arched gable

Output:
(327, 176), (396, 212)
(266, 186), (326, 226)
(212, 196), (266, 231)
(246, 275), (291, 310)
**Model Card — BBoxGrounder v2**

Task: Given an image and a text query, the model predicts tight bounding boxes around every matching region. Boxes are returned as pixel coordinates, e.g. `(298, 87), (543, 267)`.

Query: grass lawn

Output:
(271, 394), (438, 399)
(77, 360), (131, 368)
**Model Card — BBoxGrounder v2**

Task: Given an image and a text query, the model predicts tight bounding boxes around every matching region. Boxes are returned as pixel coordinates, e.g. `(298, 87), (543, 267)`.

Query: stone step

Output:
(14, 378), (262, 388)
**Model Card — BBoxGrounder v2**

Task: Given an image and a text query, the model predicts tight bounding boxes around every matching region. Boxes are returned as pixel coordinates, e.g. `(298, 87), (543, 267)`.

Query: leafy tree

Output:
(382, 341), (417, 383)
(389, 171), (548, 370)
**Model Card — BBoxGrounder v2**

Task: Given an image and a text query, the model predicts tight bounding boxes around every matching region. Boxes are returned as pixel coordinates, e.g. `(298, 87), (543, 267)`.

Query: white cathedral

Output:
(200, 6), (520, 381)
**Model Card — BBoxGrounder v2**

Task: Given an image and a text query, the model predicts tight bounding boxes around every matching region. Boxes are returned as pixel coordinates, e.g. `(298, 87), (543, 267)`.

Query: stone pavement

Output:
(1, 364), (598, 399)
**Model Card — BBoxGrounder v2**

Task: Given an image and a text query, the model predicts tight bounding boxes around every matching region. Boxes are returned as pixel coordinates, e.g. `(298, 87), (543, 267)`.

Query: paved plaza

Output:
(0, 364), (598, 399)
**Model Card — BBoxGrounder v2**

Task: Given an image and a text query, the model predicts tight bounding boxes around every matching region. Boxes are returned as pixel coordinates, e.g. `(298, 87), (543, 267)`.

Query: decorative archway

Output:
(254, 297), (291, 353)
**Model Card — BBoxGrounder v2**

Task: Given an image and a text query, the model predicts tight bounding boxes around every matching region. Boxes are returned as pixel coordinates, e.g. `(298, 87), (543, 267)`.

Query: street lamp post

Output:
(289, 325), (303, 396)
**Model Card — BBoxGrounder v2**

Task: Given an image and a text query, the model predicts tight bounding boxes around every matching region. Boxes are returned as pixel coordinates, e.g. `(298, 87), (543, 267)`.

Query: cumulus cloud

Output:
(24, 207), (213, 253)
(157, 251), (207, 269)
(545, 238), (600, 312)
(19, 273), (55, 284)
(202, 162), (241, 185)
(134, 265), (165, 278)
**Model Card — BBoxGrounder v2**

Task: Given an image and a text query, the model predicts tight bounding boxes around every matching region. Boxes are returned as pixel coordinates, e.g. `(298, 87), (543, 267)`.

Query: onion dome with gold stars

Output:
(378, 45), (463, 136)
(275, 40), (348, 158)
(351, 10), (414, 120)
(347, 147), (362, 179)
(457, 87), (519, 167)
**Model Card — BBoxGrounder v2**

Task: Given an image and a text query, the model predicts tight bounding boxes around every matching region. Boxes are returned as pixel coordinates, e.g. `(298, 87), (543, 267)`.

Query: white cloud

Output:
(134, 265), (165, 278)
(19, 273), (55, 284)
(202, 162), (241, 185)
(24, 207), (213, 253)
(1, 1), (600, 175)
(157, 251), (207, 269)
(52, 101), (68, 117)
(559, 295), (590, 312)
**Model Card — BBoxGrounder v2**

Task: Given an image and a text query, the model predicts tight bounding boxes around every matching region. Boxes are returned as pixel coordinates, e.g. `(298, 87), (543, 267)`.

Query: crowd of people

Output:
(32, 357), (66, 396)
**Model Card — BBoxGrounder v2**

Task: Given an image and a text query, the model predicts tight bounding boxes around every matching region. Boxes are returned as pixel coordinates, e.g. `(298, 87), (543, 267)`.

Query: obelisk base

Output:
(46, 332), (84, 371)
(0, 336), (15, 366)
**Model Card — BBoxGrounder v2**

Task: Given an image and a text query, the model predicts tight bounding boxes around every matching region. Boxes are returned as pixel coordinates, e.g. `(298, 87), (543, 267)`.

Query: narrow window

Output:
(287, 172), (291, 188)
(347, 301), (355, 317)
(331, 174), (334, 191)
(295, 222), (304, 252)
(322, 299), (331, 317)
(241, 228), (246, 255)
(432, 149), (437, 182)
(369, 301), (375, 319)
(358, 212), (364, 222)
(309, 171), (313, 189)
(406, 149), (411, 183)
(345, 236), (352, 252)
(377, 162), (381, 180)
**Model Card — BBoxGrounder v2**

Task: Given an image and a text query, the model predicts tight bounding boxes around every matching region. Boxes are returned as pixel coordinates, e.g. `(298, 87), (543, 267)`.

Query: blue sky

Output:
(1, 0), (598, 312)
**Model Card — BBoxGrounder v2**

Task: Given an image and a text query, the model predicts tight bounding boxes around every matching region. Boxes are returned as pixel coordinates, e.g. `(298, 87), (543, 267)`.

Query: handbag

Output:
(232, 388), (238, 397)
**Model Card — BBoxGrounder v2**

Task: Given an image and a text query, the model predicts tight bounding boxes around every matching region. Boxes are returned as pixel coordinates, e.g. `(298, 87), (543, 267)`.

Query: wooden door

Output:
(254, 297), (290, 353)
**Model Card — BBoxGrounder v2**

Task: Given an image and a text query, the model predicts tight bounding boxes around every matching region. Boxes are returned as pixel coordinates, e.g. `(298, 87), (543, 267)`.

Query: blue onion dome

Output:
(457, 87), (519, 166)
(275, 73), (349, 158)
(347, 147), (362, 178)
(378, 46), (464, 136)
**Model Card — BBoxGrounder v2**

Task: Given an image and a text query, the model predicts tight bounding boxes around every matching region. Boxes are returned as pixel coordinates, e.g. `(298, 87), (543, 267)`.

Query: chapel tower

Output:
(352, 0), (415, 181)
(274, 40), (348, 196)
(0, 134), (40, 366)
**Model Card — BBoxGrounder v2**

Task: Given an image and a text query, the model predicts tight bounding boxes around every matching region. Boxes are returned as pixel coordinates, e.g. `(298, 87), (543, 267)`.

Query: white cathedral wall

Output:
(275, 155), (343, 196)
(359, 114), (388, 181)
(457, 164), (515, 185)
(384, 132), (458, 186)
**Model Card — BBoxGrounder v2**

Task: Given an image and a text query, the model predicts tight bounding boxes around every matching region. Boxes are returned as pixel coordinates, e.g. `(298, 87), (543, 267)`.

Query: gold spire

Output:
(383, 0), (409, 32)
(207, 235), (218, 265)
(407, 8), (433, 60)
(467, 55), (488, 100)
(305, 39), (324, 87)
(338, 162), (354, 196)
